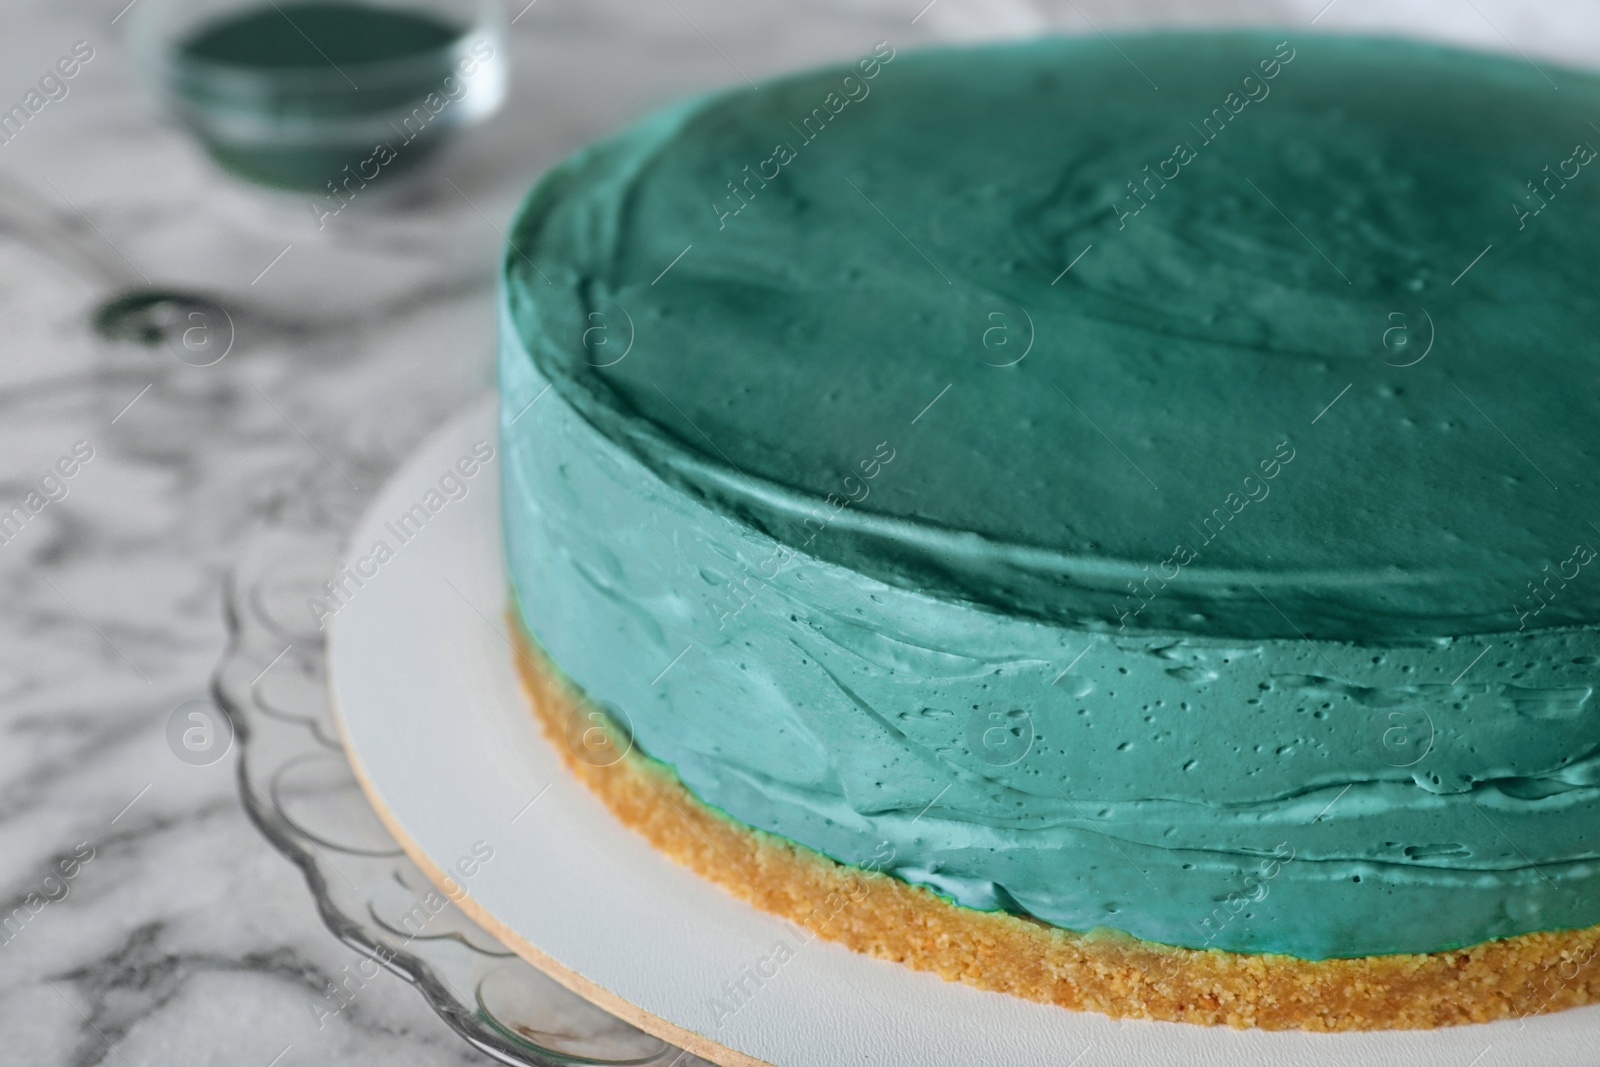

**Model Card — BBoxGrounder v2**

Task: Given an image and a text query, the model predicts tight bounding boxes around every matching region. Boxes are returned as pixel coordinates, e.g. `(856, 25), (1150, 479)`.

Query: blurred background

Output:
(0, 0), (1594, 1063)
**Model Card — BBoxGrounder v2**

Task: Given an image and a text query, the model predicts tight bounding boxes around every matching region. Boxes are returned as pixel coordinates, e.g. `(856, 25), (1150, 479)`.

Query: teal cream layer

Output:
(499, 32), (1600, 960)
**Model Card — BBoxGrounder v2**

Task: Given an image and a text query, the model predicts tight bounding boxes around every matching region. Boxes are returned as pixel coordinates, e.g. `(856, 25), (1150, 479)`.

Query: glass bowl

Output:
(125, 0), (507, 191)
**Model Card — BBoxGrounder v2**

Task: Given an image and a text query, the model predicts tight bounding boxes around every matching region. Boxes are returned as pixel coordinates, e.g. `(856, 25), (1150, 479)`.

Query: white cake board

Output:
(327, 397), (1600, 1066)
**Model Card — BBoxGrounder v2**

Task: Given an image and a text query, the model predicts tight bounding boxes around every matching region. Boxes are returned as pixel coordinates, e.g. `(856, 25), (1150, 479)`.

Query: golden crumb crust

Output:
(511, 620), (1600, 1031)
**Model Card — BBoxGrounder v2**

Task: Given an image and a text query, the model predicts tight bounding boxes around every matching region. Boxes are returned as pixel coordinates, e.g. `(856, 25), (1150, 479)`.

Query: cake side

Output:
(511, 619), (1600, 1030)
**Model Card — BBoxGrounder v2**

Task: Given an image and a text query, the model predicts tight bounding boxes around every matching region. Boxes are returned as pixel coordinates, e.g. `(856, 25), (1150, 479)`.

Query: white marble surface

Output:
(2, 0), (1598, 1064)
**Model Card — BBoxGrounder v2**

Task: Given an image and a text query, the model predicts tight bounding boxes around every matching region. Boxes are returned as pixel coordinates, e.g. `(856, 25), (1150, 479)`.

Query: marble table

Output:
(0, 0), (1592, 1063)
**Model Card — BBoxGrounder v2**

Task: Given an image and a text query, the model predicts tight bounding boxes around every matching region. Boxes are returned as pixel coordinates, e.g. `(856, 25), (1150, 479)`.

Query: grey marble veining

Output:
(0, 0), (1592, 1063)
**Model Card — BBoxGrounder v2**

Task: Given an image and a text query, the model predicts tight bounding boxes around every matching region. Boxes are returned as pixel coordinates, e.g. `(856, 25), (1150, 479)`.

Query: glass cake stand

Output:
(214, 520), (714, 1067)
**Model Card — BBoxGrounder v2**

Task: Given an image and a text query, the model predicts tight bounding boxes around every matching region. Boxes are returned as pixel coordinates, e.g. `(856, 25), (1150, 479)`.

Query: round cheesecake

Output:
(498, 30), (1600, 1027)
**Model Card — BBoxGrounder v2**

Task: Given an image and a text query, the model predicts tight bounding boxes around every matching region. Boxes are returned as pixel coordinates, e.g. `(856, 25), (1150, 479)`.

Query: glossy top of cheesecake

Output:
(506, 31), (1600, 645)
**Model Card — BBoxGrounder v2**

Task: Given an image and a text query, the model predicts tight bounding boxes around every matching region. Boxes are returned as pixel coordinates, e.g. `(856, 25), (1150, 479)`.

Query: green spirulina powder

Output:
(174, 2), (466, 190)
